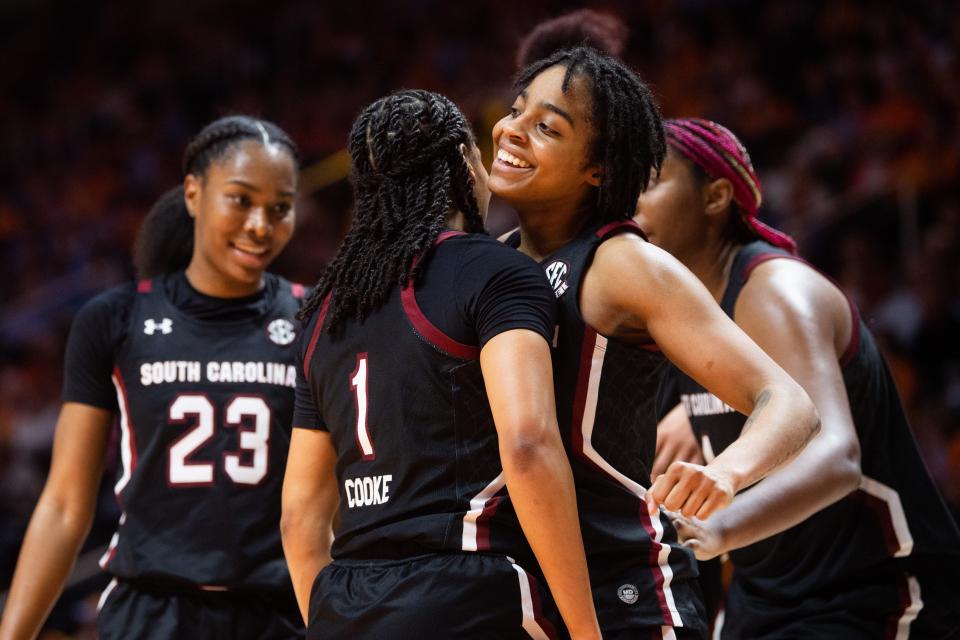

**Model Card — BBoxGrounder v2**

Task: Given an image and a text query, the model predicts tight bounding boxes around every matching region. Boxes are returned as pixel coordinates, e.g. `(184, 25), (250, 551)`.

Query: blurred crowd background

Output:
(1, 0), (958, 635)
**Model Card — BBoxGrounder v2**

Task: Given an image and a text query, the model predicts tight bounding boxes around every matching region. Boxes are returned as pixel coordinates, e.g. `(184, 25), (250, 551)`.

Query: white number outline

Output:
(167, 393), (272, 486)
(350, 353), (375, 460)
(168, 393), (216, 486)
(223, 395), (271, 486)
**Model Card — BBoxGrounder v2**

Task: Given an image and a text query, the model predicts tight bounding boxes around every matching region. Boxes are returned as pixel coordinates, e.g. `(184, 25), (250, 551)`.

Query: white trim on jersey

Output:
(660, 625), (678, 640)
(461, 472), (505, 551)
(98, 512), (126, 569)
(581, 333), (683, 627)
(712, 609), (725, 640)
(895, 576), (923, 640)
(860, 475), (914, 557)
(111, 373), (135, 497)
(96, 577), (119, 613)
(511, 562), (551, 640)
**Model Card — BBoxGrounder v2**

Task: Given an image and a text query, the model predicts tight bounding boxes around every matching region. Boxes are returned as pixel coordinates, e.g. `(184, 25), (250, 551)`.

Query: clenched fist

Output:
(644, 461), (735, 519)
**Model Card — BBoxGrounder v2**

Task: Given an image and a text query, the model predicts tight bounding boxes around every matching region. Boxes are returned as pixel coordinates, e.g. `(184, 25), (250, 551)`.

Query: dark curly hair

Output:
(516, 9), (628, 69)
(133, 115), (298, 279)
(298, 90), (484, 331)
(515, 46), (666, 223)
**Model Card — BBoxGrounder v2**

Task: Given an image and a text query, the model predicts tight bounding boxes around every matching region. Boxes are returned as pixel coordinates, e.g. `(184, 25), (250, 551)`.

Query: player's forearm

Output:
(0, 497), (93, 640)
(708, 382), (819, 493)
(280, 508), (332, 624)
(500, 438), (600, 640)
(710, 430), (860, 553)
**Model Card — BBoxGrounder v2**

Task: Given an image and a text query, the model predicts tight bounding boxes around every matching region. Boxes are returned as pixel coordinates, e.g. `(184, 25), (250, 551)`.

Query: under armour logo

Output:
(144, 318), (173, 335)
(544, 260), (569, 298)
(267, 318), (296, 345)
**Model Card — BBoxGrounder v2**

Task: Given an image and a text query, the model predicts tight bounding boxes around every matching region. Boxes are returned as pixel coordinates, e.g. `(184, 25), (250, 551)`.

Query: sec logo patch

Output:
(267, 318), (296, 345)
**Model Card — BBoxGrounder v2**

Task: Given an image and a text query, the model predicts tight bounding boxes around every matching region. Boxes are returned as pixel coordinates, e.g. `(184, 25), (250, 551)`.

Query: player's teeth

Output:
(497, 148), (530, 168)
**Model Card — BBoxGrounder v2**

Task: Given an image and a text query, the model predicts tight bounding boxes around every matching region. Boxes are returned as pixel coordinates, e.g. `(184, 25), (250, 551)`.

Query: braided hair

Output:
(298, 90), (484, 332)
(515, 46), (666, 223)
(133, 115), (298, 279)
(665, 118), (797, 254)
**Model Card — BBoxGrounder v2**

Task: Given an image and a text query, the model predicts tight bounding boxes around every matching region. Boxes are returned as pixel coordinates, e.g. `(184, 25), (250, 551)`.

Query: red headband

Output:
(665, 118), (797, 254)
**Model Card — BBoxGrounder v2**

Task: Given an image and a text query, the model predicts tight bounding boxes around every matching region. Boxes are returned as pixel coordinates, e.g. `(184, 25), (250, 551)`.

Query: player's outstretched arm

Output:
(0, 403), (112, 640)
(280, 428), (338, 625)
(481, 329), (601, 640)
(673, 260), (861, 560)
(583, 235), (820, 519)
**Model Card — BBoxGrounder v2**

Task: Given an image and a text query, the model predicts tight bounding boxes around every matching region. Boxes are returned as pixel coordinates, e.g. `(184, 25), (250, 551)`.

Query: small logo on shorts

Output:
(617, 584), (639, 605)
(544, 260), (569, 298)
(267, 318), (296, 345)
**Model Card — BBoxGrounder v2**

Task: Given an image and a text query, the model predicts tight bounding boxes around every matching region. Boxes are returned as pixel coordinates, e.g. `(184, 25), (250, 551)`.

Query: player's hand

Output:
(669, 512), (726, 561)
(645, 461), (734, 519)
(652, 411), (704, 480)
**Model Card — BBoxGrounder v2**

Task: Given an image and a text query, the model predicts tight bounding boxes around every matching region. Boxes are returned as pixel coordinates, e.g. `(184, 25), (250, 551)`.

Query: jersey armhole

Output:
(741, 253), (861, 368)
(589, 219), (659, 349)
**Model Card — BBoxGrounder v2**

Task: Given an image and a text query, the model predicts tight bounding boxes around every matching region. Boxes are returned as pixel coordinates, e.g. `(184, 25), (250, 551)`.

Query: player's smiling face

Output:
(185, 140), (297, 296)
(489, 65), (601, 213)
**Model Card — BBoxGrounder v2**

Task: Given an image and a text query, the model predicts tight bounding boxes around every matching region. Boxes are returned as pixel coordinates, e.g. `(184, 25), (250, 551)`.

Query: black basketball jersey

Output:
(99, 273), (304, 590)
(508, 222), (705, 633)
(296, 232), (553, 568)
(668, 240), (960, 622)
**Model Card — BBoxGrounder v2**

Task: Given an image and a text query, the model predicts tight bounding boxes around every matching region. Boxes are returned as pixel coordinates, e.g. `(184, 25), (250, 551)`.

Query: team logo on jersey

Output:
(544, 260), (569, 298)
(617, 584), (639, 605)
(143, 318), (173, 335)
(267, 318), (296, 345)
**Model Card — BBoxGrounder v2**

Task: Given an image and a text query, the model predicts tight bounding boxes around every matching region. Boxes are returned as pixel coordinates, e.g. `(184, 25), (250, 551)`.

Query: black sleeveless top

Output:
(667, 240), (960, 621)
(86, 272), (304, 590)
(509, 222), (707, 634)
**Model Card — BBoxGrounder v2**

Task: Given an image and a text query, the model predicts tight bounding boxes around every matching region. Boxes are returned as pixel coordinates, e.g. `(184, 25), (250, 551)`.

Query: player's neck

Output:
(685, 236), (742, 304)
(514, 200), (593, 262)
(185, 259), (264, 299)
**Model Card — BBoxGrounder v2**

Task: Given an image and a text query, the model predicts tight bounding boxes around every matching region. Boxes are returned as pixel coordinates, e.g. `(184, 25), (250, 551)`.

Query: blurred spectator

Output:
(1, 0), (958, 634)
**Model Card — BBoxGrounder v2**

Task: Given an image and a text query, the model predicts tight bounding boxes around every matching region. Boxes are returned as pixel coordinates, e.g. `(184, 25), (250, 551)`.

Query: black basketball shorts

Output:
(307, 552), (562, 640)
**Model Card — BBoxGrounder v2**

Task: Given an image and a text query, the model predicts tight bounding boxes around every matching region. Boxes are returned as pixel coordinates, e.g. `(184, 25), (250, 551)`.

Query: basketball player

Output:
(489, 47), (821, 639)
(0, 116), (305, 639)
(639, 118), (960, 638)
(282, 90), (599, 639)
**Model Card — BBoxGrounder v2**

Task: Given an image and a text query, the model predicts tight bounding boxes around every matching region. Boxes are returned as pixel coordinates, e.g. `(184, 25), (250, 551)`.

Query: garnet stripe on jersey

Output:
(303, 292), (332, 377)
(400, 282), (480, 360)
(400, 231), (480, 360)
(572, 328), (683, 627)
(511, 562), (558, 640)
(110, 367), (139, 500)
(462, 473), (506, 552)
(595, 219), (647, 240)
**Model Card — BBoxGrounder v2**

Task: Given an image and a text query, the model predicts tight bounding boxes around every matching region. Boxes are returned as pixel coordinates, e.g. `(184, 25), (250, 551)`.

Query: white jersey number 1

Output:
(350, 353), (376, 460)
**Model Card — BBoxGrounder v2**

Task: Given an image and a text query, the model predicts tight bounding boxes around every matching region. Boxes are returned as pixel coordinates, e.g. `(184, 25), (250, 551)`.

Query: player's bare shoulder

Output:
(736, 257), (852, 355)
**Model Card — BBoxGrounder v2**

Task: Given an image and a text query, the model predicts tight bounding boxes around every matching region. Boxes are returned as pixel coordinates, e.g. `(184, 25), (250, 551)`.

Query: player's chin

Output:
(227, 258), (270, 284)
(488, 173), (536, 204)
